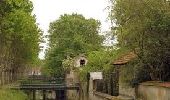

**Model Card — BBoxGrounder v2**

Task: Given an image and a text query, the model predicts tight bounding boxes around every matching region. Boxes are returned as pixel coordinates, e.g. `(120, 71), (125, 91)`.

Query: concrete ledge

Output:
(94, 91), (134, 100)
(139, 81), (170, 88)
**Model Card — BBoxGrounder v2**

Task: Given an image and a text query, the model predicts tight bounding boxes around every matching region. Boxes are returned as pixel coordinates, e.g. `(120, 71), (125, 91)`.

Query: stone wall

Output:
(88, 77), (133, 100)
(65, 71), (80, 100)
(137, 82), (170, 100)
(92, 81), (170, 100)
(119, 83), (135, 99)
(90, 91), (134, 100)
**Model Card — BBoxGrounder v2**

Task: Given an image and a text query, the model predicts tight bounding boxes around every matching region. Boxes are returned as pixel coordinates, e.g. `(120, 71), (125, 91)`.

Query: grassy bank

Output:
(0, 88), (28, 100)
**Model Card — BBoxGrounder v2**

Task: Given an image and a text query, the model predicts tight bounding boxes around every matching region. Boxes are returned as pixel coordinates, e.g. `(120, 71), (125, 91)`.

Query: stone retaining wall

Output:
(90, 91), (134, 100)
(91, 82), (170, 100)
(137, 82), (170, 100)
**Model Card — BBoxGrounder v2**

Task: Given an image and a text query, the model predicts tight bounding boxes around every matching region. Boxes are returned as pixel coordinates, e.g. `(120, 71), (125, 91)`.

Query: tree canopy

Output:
(110, 0), (170, 81)
(0, 0), (41, 75)
(44, 14), (103, 77)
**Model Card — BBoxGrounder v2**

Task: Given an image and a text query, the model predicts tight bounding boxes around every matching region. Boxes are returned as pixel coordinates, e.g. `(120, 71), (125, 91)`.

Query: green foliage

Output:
(0, 0), (41, 74)
(48, 14), (103, 53)
(79, 50), (110, 81)
(119, 59), (151, 86)
(43, 47), (65, 77)
(62, 56), (74, 72)
(44, 14), (103, 77)
(110, 0), (170, 81)
(79, 48), (129, 81)
(0, 88), (28, 100)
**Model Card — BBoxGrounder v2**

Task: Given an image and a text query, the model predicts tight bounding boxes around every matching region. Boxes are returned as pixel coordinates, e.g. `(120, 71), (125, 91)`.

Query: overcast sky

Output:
(30, 0), (111, 59)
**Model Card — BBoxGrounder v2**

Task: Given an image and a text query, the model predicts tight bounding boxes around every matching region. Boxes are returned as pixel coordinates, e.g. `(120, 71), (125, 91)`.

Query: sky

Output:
(30, 0), (111, 59)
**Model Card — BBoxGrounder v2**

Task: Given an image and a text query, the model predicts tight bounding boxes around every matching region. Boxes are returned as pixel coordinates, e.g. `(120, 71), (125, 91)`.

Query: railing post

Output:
(1, 71), (4, 85)
(33, 90), (36, 100)
(0, 70), (2, 86)
(55, 90), (58, 100)
(43, 90), (46, 100)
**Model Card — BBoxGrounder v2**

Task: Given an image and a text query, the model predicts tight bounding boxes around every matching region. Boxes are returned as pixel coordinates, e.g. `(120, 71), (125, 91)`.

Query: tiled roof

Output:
(112, 52), (137, 65)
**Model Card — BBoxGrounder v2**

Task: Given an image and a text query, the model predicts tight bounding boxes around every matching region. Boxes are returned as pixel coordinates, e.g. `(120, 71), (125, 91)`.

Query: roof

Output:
(112, 52), (137, 65)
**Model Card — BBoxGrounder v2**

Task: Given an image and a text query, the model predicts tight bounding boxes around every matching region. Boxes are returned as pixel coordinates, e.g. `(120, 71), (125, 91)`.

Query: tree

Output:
(110, 0), (170, 81)
(45, 14), (103, 77)
(79, 50), (114, 80)
(0, 0), (41, 82)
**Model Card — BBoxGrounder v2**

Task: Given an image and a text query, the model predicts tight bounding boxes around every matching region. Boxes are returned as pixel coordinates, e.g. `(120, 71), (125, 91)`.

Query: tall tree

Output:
(45, 14), (103, 77)
(0, 0), (41, 80)
(110, 0), (170, 81)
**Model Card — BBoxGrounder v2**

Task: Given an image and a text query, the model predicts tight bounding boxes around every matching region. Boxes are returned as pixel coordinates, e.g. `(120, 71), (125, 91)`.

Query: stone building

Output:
(112, 52), (137, 99)
(73, 54), (88, 68)
(65, 54), (88, 100)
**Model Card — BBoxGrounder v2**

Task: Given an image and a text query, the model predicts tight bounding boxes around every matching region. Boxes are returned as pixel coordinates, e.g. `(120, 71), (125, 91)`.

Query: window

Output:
(80, 59), (85, 66)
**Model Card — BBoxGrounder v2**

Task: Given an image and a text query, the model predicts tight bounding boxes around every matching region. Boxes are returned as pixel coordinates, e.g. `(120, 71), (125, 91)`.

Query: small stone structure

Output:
(65, 70), (79, 100)
(112, 52), (137, 98)
(66, 54), (87, 100)
(74, 54), (88, 68)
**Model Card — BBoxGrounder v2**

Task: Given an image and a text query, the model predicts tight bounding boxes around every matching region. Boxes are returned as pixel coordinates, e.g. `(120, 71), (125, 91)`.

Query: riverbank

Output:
(0, 87), (28, 100)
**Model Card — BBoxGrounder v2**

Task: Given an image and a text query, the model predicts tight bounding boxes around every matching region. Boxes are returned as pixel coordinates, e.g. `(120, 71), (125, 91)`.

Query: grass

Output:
(0, 87), (29, 100)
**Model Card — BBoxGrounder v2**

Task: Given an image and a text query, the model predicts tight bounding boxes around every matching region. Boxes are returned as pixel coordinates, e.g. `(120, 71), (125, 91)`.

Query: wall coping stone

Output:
(139, 81), (170, 88)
